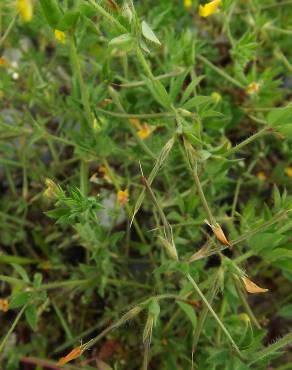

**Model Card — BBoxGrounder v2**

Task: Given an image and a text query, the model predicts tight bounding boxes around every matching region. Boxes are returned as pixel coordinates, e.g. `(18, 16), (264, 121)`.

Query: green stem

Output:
(0, 305), (27, 353)
(248, 332), (292, 366)
(192, 274), (219, 352)
(88, 0), (127, 33)
(183, 140), (215, 225)
(233, 277), (261, 329)
(224, 127), (269, 157)
(186, 273), (242, 359)
(197, 55), (244, 89)
(96, 108), (174, 119)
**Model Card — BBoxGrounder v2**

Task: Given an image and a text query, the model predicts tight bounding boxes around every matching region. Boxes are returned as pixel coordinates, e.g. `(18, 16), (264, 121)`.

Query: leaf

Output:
(241, 277), (269, 294)
(57, 10), (80, 31)
(108, 33), (135, 52)
(169, 69), (189, 103)
(141, 21), (161, 45)
(181, 76), (205, 104)
(182, 96), (213, 110)
(9, 292), (32, 309)
(145, 78), (172, 109)
(25, 304), (38, 331)
(176, 301), (197, 330)
(267, 106), (292, 126)
(11, 263), (30, 283)
(39, 0), (62, 28)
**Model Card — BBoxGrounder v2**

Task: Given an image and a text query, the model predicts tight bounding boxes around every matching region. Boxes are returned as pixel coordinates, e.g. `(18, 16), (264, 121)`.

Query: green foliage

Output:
(0, 0), (291, 369)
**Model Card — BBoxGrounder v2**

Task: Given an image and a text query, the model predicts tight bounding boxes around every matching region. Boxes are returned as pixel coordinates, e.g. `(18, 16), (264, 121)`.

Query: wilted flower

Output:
(241, 276), (268, 294)
(54, 30), (66, 44)
(58, 346), (83, 365)
(205, 220), (231, 247)
(43, 178), (61, 199)
(184, 0), (193, 9)
(0, 299), (9, 312)
(284, 166), (292, 177)
(246, 81), (261, 95)
(117, 189), (129, 205)
(199, 0), (222, 18)
(17, 0), (33, 22)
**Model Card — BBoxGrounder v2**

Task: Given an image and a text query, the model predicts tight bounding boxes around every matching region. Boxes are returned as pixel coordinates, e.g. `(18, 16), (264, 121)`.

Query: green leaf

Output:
(9, 292), (32, 309)
(141, 21), (161, 46)
(183, 96), (213, 110)
(57, 10), (80, 31)
(267, 106), (292, 126)
(79, 2), (96, 17)
(181, 76), (205, 104)
(145, 78), (172, 109)
(39, 0), (62, 28)
(25, 304), (38, 331)
(176, 301), (197, 330)
(249, 232), (284, 253)
(109, 33), (135, 52)
(11, 263), (30, 283)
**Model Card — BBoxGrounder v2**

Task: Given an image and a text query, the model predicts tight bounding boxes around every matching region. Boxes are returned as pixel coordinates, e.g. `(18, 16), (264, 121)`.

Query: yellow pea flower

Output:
(138, 123), (152, 140)
(54, 30), (66, 44)
(199, 0), (222, 18)
(17, 0), (33, 22)
(117, 189), (129, 205)
(184, 0), (193, 9)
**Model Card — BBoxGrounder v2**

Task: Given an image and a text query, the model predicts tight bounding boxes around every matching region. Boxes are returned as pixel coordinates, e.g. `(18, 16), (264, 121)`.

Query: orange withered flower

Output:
(241, 276), (269, 294)
(58, 346), (83, 365)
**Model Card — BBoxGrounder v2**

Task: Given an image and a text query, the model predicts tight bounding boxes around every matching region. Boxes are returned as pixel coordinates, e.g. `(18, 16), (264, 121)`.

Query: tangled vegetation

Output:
(0, 0), (292, 369)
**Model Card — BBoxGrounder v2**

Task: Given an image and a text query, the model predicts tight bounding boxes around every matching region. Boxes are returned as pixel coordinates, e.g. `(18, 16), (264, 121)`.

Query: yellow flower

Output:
(17, 0), (33, 22)
(138, 123), (152, 140)
(58, 346), (83, 365)
(54, 30), (66, 44)
(117, 189), (129, 205)
(199, 0), (222, 18)
(184, 0), (193, 9)
(129, 119), (153, 140)
(246, 81), (260, 95)
(256, 171), (267, 181)
(284, 166), (292, 177)
(0, 299), (9, 312)
(241, 276), (269, 294)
